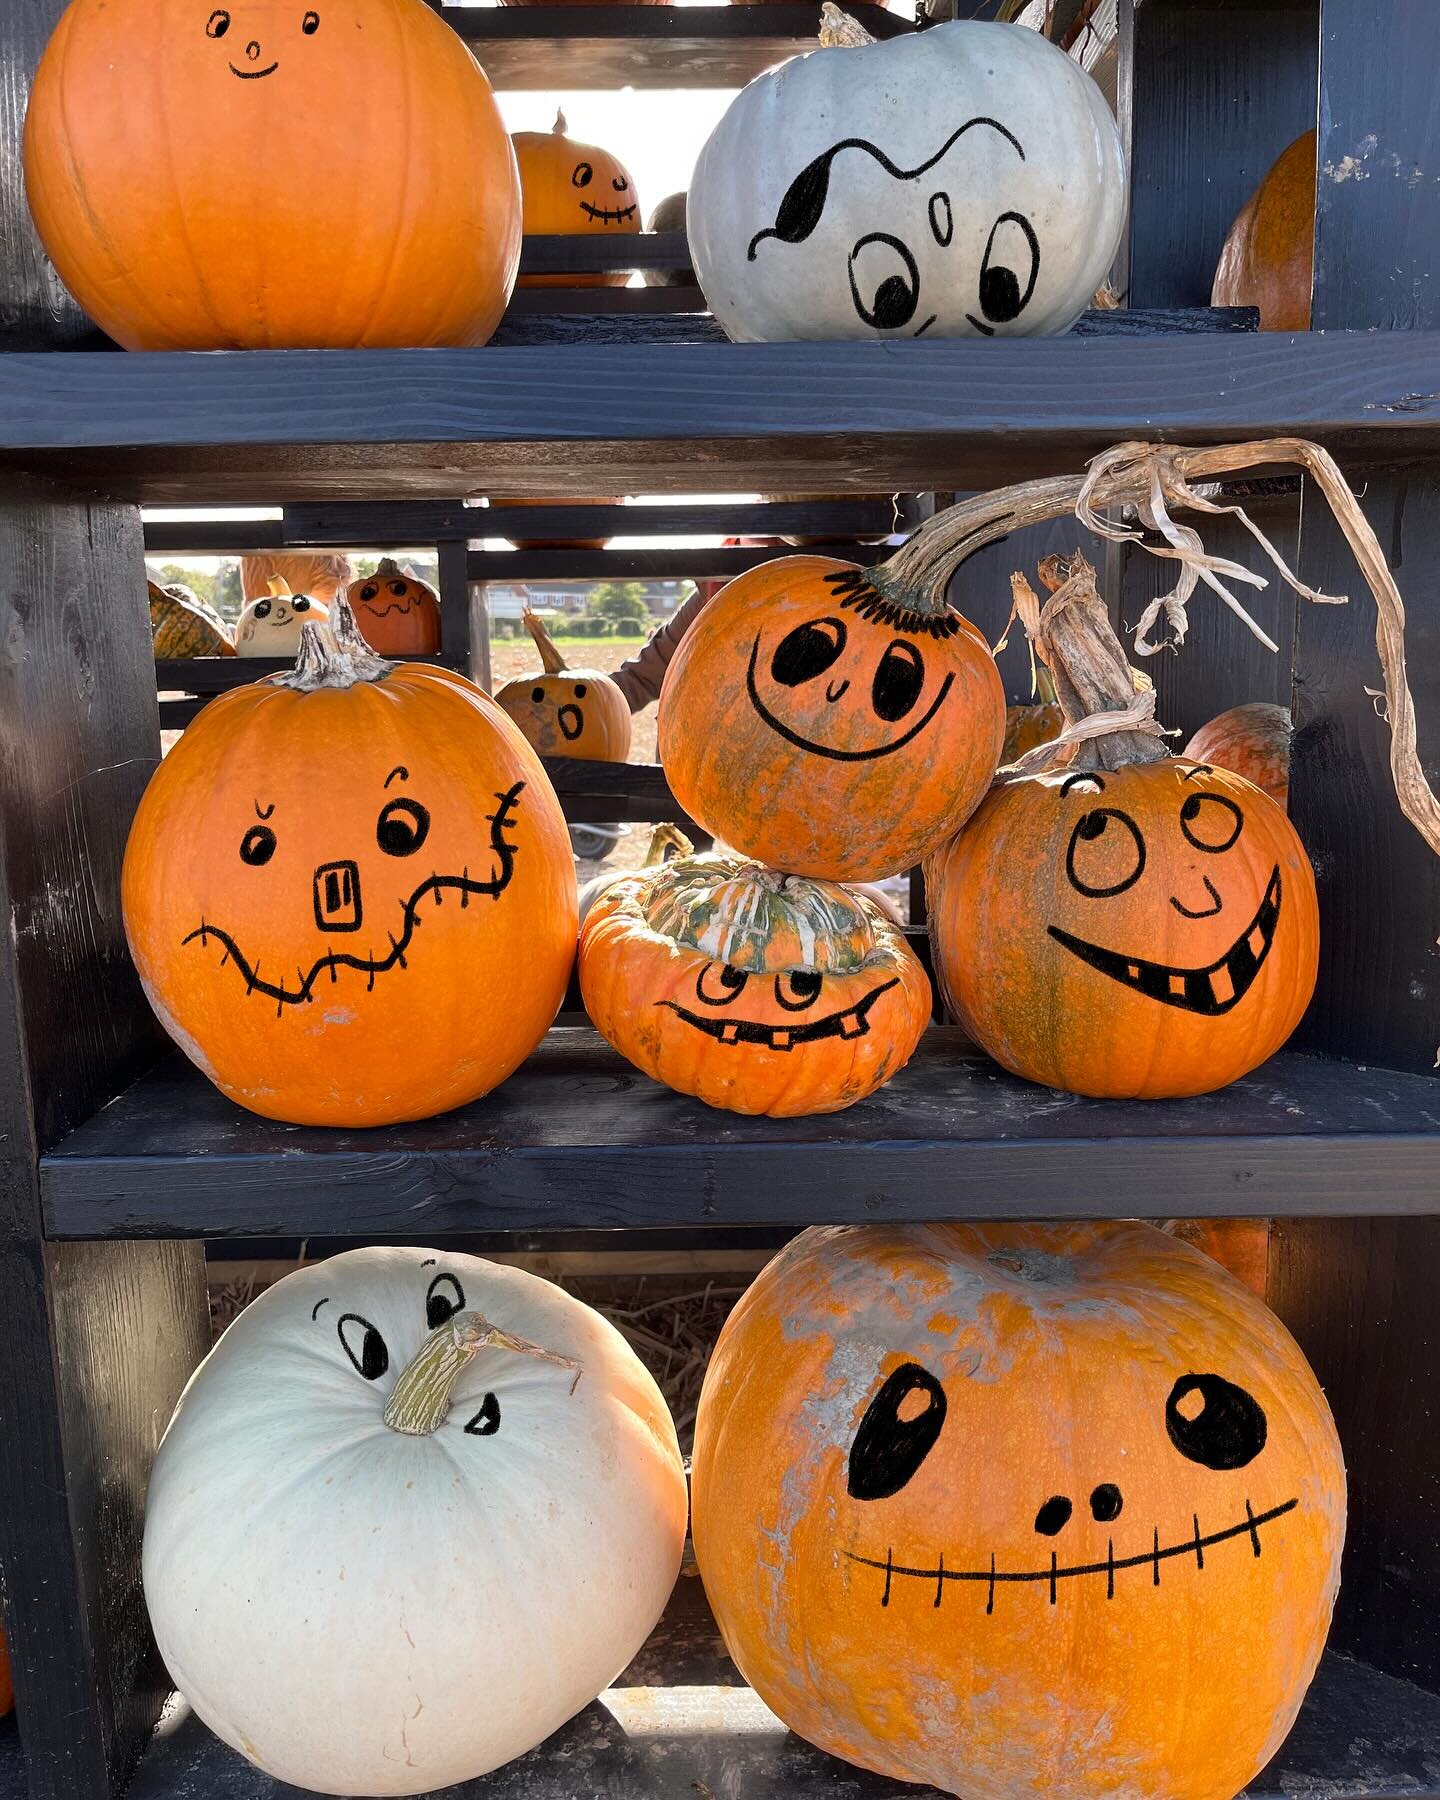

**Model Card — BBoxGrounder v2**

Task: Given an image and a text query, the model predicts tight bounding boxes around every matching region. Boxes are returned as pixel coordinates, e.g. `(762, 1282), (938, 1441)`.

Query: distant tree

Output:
(158, 563), (217, 608)
(590, 581), (649, 624)
(214, 562), (244, 622)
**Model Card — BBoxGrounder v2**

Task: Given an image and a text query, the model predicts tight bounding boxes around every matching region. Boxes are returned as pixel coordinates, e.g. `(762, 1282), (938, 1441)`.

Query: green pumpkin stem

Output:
(383, 1310), (582, 1437)
(272, 596), (393, 693)
(642, 822), (694, 867)
(523, 608), (569, 675)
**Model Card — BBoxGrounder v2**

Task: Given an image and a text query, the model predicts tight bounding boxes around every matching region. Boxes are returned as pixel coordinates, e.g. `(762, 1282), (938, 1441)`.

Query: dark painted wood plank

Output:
(537, 759), (698, 827)
(518, 233), (691, 278)
(155, 654), (465, 693)
(6, 334), (1440, 503)
(286, 499), (903, 545)
(39, 1034), (1440, 1240)
(468, 544), (890, 582)
(490, 302), (1259, 337)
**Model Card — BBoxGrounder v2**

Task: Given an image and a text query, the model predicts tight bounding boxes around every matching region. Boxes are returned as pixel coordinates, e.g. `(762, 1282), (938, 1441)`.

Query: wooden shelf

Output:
(116, 1575), (1440, 1798)
(40, 1031), (1440, 1240)
(10, 331), (1440, 502)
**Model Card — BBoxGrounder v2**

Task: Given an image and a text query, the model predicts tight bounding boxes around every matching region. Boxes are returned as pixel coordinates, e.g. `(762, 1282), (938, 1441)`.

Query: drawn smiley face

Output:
(347, 562), (441, 657)
(234, 589), (328, 657)
(659, 960), (900, 1053)
(204, 6), (320, 81)
(570, 156), (637, 228)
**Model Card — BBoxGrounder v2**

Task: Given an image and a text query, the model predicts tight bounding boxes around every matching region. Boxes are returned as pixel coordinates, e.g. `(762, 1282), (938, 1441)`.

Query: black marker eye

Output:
(872, 640), (925, 723)
(377, 797), (430, 857)
(848, 1362), (947, 1501)
(848, 231), (919, 332)
(389, 580), (408, 597)
(612, 176), (628, 192)
(979, 211), (1040, 324)
(574, 683), (588, 698)
(1180, 792), (1243, 854)
(293, 596), (311, 613)
(337, 1313), (389, 1382)
(928, 191), (953, 248)
(465, 1393), (501, 1436)
(771, 617), (846, 687)
(572, 162), (593, 189)
(206, 8), (231, 36)
(1066, 808), (1146, 898)
(1166, 1374), (1267, 1470)
(361, 584), (378, 602)
(253, 598), (272, 620)
(302, 8), (320, 31)
(530, 686), (545, 703)
(775, 969), (823, 1011)
(696, 963), (748, 1007)
(426, 1272), (465, 1330)
(240, 825), (276, 866)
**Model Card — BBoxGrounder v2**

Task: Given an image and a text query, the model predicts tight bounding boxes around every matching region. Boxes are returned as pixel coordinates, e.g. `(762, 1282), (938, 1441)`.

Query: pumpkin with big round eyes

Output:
(691, 1220), (1345, 1800)
(346, 558), (442, 657)
(579, 850), (930, 1116)
(234, 578), (329, 658)
(512, 112), (641, 287)
(122, 600), (576, 1126)
(494, 608), (632, 761)
(143, 1245), (687, 1795)
(658, 554), (1005, 881)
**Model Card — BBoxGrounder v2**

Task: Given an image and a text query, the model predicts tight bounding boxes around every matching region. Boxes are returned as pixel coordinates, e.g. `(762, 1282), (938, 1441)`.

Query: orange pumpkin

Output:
(1002, 661), (1063, 763)
(149, 580), (235, 658)
(494, 611), (632, 761)
(580, 853), (930, 1115)
(693, 1220), (1345, 1800)
(24, 0), (521, 350)
(347, 559), (441, 658)
(1163, 1218), (1271, 1299)
(927, 559), (1318, 1098)
(242, 554), (354, 606)
(1184, 702), (1292, 809)
(658, 554), (1005, 881)
(513, 112), (640, 288)
(122, 600), (575, 1126)
(1212, 130), (1316, 332)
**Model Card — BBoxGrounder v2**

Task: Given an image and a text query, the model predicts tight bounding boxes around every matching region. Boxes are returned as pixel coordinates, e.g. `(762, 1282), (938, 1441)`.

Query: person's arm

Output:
(608, 584), (715, 712)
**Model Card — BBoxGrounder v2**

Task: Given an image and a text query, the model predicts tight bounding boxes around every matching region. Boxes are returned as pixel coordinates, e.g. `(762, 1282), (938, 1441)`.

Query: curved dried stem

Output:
(270, 596), (392, 693)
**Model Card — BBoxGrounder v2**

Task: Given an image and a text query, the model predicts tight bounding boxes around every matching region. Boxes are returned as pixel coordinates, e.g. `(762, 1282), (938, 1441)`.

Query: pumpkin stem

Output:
(642, 823), (694, 867)
(266, 576), (292, 597)
(553, 107), (568, 135)
(523, 607), (569, 675)
(818, 3), (876, 46)
(271, 596), (394, 693)
(643, 855), (879, 973)
(373, 557), (403, 579)
(383, 1311), (582, 1437)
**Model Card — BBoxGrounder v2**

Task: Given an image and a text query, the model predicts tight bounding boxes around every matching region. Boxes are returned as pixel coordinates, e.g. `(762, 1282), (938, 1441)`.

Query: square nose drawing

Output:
(313, 861), (363, 933)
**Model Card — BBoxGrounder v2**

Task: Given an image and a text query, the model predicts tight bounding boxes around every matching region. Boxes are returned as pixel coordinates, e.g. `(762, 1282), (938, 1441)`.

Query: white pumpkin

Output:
(688, 16), (1126, 343)
(143, 1247), (688, 1796)
(235, 579), (329, 657)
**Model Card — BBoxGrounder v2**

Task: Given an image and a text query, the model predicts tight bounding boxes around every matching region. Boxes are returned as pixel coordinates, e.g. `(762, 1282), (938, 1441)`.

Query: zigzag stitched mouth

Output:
(1048, 867), (1281, 1016)
(580, 201), (637, 224)
(182, 783), (523, 1015)
(847, 1496), (1298, 1611)
(364, 600), (414, 618)
(658, 977), (898, 1051)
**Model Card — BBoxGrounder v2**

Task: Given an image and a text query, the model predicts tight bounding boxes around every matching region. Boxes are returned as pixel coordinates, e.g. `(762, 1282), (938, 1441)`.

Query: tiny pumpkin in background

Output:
(1002, 660), (1063, 763)
(512, 111), (640, 287)
(1184, 701), (1292, 809)
(581, 851), (930, 1116)
(495, 610), (632, 761)
(645, 192), (692, 288)
(692, 1219), (1345, 1800)
(148, 580), (235, 658)
(1212, 130), (1316, 333)
(234, 578), (328, 658)
(347, 558), (442, 657)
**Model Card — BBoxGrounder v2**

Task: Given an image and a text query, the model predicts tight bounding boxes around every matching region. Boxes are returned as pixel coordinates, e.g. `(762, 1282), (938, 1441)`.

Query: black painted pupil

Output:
(376, 797), (431, 857)
(1166, 1373), (1267, 1470)
(207, 8), (231, 36)
(979, 212), (1040, 325)
(1079, 812), (1107, 840)
(293, 597), (310, 612)
(361, 585), (378, 601)
(1091, 1482), (1123, 1522)
(1180, 791), (1244, 853)
(718, 964), (745, 991)
(980, 265), (1022, 323)
(338, 1313), (389, 1382)
(465, 1392), (501, 1436)
(574, 683), (588, 698)
(253, 599), (272, 620)
(847, 1362), (948, 1501)
(848, 231), (919, 331)
(302, 8), (320, 30)
(572, 163), (593, 189)
(390, 581), (408, 597)
(531, 686), (545, 703)
(872, 640), (924, 723)
(771, 617), (846, 687)
(240, 825), (276, 866)
(1034, 1494), (1072, 1536)
(426, 1273), (465, 1330)
(613, 177), (629, 192)
(787, 970), (822, 1002)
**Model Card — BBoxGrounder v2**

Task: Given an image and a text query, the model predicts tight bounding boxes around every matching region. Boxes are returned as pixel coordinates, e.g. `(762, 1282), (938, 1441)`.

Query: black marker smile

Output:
(1048, 867), (1281, 1016)
(659, 977), (898, 1051)
(229, 59), (279, 77)
(746, 637), (953, 762)
(847, 1496), (1299, 1611)
(580, 201), (637, 224)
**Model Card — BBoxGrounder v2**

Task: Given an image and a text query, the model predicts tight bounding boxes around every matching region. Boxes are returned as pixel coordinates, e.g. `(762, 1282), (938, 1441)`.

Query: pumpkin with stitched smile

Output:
(122, 602), (575, 1126)
(512, 111), (640, 288)
(580, 852), (930, 1115)
(659, 555), (1005, 881)
(692, 1220), (1346, 1800)
(346, 559), (442, 657)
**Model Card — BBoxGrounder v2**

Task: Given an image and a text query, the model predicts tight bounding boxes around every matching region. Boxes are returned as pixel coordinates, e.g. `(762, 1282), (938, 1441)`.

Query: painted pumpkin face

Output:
(234, 583), (328, 657)
(122, 613), (576, 1125)
(494, 610), (632, 761)
(512, 112), (640, 289)
(658, 556), (1005, 881)
(688, 22), (1125, 342)
(928, 758), (1318, 1098)
(24, 0), (521, 350)
(692, 1221), (1345, 1800)
(580, 854), (931, 1116)
(347, 560), (442, 658)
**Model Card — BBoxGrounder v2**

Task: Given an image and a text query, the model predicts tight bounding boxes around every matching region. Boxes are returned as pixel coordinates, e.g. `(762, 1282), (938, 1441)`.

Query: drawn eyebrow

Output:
(1060, 773), (1106, 796)
(1181, 764), (1214, 781)
(748, 119), (1026, 260)
(311, 1297), (330, 1320)
(421, 1258), (436, 1267)
(255, 800), (276, 820)
(385, 766), (409, 789)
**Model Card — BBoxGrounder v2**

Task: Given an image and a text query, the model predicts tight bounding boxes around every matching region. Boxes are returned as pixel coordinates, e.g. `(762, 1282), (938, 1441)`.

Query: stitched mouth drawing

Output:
(230, 59), (278, 77)
(1048, 868), (1281, 1016)
(184, 783), (523, 1015)
(580, 201), (637, 224)
(659, 976), (898, 1051)
(846, 1496), (1299, 1611)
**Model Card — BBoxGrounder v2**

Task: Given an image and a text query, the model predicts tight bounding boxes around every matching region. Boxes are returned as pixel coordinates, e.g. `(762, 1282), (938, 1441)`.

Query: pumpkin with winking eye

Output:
(512, 112), (640, 288)
(494, 610), (631, 762)
(347, 558), (442, 657)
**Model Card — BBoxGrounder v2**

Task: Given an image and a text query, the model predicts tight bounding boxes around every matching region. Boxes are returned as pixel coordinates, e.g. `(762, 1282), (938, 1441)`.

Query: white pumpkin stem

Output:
(266, 576), (292, 597)
(383, 1310), (582, 1437)
(553, 107), (568, 135)
(523, 607), (569, 675)
(818, 3), (876, 47)
(271, 596), (394, 692)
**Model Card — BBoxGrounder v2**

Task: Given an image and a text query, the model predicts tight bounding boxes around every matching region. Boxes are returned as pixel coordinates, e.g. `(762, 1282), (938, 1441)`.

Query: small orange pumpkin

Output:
(1184, 702), (1292, 809)
(1212, 130), (1316, 332)
(658, 553), (1005, 881)
(24, 0), (522, 350)
(122, 600), (575, 1126)
(512, 112), (640, 288)
(927, 558), (1318, 1098)
(346, 559), (441, 658)
(242, 554), (354, 607)
(494, 611), (632, 761)
(149, 580), (235, 658)
(1002, 661), (1063, 762)
(235, 579), (328, 658)
(581, 853), (930, 1116)
(692, 1219), (1345, 1800)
